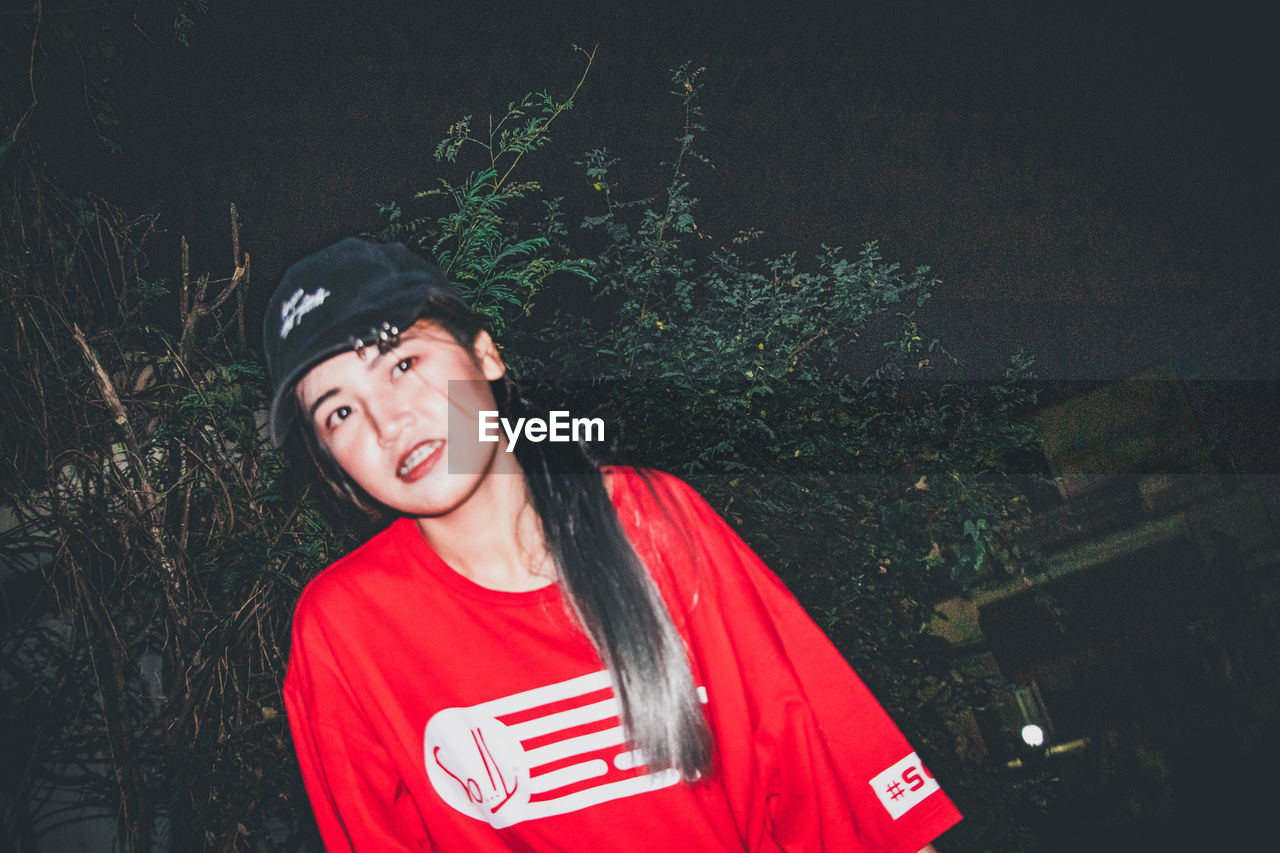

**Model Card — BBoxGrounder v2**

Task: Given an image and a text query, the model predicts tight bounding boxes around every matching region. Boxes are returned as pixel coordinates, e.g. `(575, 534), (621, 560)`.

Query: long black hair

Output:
(293, 291), (713, 779)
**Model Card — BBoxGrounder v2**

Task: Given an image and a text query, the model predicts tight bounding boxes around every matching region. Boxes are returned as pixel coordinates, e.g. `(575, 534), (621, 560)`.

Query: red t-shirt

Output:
(284, 467), (961, 850)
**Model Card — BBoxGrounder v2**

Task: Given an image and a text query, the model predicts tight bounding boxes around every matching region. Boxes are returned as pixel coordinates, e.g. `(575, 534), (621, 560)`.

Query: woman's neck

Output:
(413, 461), (554, 592)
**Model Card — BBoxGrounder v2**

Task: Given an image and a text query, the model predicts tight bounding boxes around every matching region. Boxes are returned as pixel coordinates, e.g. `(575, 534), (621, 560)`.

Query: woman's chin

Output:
(387, 449), (516, 519)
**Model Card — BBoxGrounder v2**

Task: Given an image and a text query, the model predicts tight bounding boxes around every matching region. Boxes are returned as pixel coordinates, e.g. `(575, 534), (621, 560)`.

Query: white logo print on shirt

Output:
(423, 670), (706, 828)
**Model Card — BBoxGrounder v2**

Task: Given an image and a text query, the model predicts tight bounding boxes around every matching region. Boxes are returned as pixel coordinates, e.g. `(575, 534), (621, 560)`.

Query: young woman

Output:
(264, 237), (961, 851)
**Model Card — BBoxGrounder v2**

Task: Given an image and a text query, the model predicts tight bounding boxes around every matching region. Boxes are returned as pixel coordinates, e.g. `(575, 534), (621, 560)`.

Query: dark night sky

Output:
(72, 0), (1278, 382)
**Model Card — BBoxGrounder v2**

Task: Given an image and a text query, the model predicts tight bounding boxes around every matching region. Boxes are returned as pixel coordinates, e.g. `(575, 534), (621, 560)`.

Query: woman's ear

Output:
(471, 329), (507, 381)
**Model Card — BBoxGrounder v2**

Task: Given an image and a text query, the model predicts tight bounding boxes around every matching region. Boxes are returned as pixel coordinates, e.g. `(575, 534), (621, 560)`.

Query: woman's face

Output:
(294, 320), (510, 518)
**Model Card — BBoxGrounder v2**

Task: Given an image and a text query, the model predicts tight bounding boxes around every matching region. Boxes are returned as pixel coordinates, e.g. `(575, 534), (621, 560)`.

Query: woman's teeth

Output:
(399, 440), (443, 477)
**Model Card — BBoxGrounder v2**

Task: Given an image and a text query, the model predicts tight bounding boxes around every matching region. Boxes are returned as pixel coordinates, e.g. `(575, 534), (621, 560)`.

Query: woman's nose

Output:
(368, 392), (415, 446)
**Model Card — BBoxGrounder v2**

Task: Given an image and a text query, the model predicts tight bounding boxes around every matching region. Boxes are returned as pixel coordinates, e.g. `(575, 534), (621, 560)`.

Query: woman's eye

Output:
(325, 406), (352, 429)
(395, 356), (417, 374)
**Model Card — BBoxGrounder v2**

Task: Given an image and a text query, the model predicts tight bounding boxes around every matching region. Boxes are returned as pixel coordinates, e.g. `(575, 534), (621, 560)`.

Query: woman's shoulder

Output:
(601, 465), (705, 511)
(292, 518), (420, 620)
(602, 466), (725, 563)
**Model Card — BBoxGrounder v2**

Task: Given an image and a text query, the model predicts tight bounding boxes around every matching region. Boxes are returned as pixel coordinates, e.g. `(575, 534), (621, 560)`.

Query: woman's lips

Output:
(397, 439), (444, 482)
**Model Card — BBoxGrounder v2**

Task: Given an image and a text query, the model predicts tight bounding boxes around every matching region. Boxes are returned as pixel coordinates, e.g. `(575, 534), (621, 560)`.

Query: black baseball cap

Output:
(262, 238), (457, 445)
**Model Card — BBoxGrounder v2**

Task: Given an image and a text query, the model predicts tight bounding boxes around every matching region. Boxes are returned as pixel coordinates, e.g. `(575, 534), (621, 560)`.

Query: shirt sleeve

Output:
(284, 590), (432, 853)
(631, 471), (962, 853)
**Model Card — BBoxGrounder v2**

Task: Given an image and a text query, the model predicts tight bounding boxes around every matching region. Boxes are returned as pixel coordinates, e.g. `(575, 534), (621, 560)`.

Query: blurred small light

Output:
(1021, 724), (1045, 747)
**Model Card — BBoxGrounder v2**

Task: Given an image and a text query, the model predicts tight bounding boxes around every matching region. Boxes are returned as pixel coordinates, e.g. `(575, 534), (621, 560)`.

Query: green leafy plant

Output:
(378, 46), (598, 333)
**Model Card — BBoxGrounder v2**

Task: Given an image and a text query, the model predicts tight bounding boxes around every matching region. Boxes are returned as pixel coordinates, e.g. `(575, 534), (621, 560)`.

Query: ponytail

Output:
(503, 387), (713, 779)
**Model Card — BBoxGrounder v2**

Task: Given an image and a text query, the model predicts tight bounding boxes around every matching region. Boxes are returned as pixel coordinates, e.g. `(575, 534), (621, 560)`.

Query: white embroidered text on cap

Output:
(279, 287), (331, 340)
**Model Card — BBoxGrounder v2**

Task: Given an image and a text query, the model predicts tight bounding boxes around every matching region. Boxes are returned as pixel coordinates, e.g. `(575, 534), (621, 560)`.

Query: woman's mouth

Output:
(398, 439), (444, 481)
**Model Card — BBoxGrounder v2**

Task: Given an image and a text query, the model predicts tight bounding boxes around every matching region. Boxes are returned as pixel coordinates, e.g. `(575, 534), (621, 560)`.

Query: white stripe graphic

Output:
(424, 670), (702, 829)
(477, 670), (613, 717)
(506, 697), (619, 741)
(524, 725), (628, 768)
(527, 759), (609, 795)
(525, 770), (683, 821)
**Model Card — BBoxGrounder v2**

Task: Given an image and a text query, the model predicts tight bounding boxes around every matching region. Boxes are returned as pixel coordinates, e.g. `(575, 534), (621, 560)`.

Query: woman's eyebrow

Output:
(307, 388), (340, 423)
